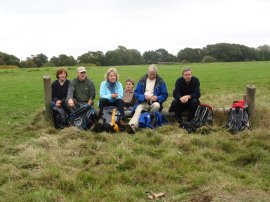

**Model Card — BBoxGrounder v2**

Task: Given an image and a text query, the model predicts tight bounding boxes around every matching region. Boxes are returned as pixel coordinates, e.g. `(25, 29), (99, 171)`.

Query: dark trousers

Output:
(99, 98), (125, 119)
(171, 99), (199, 121)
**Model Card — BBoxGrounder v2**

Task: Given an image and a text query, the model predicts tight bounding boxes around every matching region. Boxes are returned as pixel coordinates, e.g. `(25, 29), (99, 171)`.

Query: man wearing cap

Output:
(66, 66), (96, 112)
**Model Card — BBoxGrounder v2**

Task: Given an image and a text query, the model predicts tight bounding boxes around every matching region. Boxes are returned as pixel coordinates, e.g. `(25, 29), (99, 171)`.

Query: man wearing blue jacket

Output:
(126, 64), (168, 134)
(169, 67), (200, 123)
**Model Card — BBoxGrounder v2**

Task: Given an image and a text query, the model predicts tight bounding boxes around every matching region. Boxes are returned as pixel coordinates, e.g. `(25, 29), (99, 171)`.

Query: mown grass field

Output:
(0, 62), (270, 201)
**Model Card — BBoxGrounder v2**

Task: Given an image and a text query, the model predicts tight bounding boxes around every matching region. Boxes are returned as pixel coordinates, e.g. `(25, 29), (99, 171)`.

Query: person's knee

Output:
(135, 104), (144, 112)
(189, 99), (199, 107)
(151, 102), (160, 111)
(99, 98), (108, 103)
(115, 98), (124, 105)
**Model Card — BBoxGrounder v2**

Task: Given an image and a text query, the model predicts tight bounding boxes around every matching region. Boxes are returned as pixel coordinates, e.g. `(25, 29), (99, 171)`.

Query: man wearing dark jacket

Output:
(66, 66), (96, 113)
(126, 64), (168, 134)
(170, 67), (200, 123)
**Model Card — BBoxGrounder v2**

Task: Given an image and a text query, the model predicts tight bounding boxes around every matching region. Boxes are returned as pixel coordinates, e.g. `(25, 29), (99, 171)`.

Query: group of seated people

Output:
(51, 64), (201, 134)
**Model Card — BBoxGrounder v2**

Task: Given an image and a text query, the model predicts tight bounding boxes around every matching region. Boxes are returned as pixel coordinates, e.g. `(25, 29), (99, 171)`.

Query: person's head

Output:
(125, 78), (135, 91)
(182, 67), (192, 82)
(77, 66), (87, 81)
(148, 64), (158, 80)
(56, 67), (68, 82)
(105, 67), (119, 83)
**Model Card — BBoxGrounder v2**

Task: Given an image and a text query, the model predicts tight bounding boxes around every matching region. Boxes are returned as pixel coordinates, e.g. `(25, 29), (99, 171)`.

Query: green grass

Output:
(0, 62), (270, 201)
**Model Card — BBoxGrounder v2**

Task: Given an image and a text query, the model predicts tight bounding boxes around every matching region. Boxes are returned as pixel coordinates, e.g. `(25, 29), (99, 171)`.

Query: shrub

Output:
(202, 56), (217, 63)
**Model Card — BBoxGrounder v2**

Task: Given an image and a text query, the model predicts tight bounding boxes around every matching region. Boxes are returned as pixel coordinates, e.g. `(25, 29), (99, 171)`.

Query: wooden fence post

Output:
(43, 75), (52, 120)
(246, 84), (256, 117)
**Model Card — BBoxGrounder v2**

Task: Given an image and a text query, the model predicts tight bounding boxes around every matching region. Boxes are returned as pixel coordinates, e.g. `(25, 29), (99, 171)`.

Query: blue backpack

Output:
(138, 111), (168, 129)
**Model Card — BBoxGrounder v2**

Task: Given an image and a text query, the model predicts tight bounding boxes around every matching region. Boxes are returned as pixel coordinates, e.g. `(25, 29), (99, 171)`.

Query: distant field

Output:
(0, 62), (269, 130)
(0, 62), (270, 201)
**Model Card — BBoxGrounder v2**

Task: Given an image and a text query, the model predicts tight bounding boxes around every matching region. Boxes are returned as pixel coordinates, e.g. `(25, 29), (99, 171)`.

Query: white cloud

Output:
(0, 0), (269, 59)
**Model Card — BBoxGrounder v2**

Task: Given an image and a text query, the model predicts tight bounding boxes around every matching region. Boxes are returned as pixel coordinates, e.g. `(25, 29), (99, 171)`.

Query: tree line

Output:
(1, 43), (270, 68)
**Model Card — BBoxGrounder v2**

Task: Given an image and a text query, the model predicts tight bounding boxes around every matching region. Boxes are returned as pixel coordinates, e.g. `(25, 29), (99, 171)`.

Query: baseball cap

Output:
(77, 66), (86, 73)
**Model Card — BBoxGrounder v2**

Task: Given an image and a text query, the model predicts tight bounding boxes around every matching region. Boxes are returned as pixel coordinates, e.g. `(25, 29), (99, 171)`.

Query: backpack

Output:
(225, 100), (249, 134)
(52, 107), (68, 129)
(180, 104), (213, 133)
(67, 105), (98, 130)
(93, 106), (124, 133)
(138, 111), (168, 129)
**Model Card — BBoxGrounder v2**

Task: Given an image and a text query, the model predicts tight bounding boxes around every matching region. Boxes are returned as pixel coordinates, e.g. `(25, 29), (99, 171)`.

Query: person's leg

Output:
(98, 98), (110, 116)
(187, 99), (200, 121)
(128, 102), (149, 127)
(169, 99), (176, 112)
(114, 99), (125, 119)
(150, 102), (160, 112)
(174, 99), (187, 123)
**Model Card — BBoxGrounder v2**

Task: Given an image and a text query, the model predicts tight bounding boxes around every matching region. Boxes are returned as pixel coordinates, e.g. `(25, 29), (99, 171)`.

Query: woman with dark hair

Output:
(51, 67), (70, 110)
(51, 67), (70, 128)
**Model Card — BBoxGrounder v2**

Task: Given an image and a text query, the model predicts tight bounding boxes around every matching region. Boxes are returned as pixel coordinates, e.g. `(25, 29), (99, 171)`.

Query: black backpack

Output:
(180, 104), (213, 133)
(52, 107), (68, 129)
(225, 100), (249, 134)
(67, 105), (98, 130)
(93, 106), (124, 133)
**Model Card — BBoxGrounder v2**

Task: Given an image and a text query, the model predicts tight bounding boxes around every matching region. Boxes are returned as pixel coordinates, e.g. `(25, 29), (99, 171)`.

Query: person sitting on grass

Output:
(98, 67), (125, 120)
(51, 67), (70, 128)
(125, 64), (168, 134)
(169, 67), (200, 124)
(66, 66), (96, 113)
(123, 78), (137, 112)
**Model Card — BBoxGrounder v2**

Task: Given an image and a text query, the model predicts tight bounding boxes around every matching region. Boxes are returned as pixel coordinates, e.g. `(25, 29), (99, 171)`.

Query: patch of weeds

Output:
(147, 134), (163, 146)
(117, 157), (138, 171)
(217, 140), (238, 153)
(202, 151), (226, 162)
(191, 138), (210, 148)
(232, 151), (264, 166)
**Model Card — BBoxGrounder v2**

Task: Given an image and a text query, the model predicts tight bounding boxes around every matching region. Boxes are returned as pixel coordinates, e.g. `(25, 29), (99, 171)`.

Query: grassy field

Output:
(0, 62), (270, 201)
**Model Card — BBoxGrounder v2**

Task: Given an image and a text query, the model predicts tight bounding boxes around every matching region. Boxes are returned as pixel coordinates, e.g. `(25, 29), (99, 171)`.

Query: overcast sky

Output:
(0, 0), (269, 60)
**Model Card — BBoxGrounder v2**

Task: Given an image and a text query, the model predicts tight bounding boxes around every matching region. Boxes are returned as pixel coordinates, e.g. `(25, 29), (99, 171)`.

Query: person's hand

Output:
(68, 99), (74, 107)
(87, 99), (92, 106)
(180, 96), (189, 103)
(151, 96), (158, 102)
(56, 100), (62, 107)
(145, 95), (152, 101)
(111, 93), (118, 99)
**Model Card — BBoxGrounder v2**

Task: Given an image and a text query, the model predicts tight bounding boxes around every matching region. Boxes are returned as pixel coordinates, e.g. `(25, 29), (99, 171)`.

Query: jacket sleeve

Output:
(66, 80), (74, 100)
(116, 82), (123, 99)
(134, 82), (145, 102)
(173, 79), (183, 101)
(88, 80), (96, 100)
(100, 81), (112, 100)
(191, 79), (201, 99)
(157, 82), (168, 104)
(51, 82), (58, 102)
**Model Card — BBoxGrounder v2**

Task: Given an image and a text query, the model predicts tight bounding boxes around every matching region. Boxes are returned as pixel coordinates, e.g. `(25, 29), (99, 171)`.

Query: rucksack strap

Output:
(111, 108), (120, 132)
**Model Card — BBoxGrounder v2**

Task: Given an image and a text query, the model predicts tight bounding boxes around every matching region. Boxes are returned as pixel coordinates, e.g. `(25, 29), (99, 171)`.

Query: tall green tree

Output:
(77, 51), (104, 66)
(49, 54), (77, 66)
(177, 48), (203, 63)
(258, 45), (270, 60)
(0, 52), (20, 66)
(32, 53), (48, 67)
